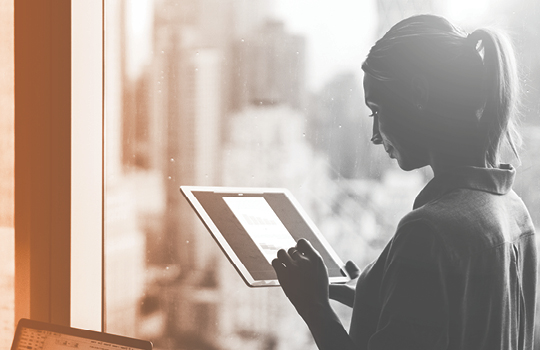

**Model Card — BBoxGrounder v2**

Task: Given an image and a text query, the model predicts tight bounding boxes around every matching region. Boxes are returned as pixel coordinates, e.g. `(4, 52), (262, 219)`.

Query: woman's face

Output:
(363, 73), (429, 171)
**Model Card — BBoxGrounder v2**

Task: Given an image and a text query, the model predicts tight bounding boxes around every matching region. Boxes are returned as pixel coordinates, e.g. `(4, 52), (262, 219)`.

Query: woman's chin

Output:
(395, 156), (426, 171)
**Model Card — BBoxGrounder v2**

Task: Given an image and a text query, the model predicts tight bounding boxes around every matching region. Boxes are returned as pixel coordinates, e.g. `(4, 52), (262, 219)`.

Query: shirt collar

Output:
(413, 164), (516, 209)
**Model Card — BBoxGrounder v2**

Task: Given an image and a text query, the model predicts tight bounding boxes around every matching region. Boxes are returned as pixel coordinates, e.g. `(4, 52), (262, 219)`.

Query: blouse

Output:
(349, 165), (537, 350)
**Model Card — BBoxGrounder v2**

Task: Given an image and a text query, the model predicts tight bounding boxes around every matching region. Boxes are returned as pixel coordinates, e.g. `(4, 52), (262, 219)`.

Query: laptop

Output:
(11, 318), (152, 350)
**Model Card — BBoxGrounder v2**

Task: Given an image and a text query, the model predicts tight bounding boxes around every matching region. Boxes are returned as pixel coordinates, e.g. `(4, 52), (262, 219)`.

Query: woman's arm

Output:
(329, 260), (361, 307)
(366, 220), (450, 349)
(329, 284), (356, 307)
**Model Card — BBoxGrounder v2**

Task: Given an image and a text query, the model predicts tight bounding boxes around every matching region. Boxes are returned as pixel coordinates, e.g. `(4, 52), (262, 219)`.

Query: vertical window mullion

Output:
(71, 0), (104, 331)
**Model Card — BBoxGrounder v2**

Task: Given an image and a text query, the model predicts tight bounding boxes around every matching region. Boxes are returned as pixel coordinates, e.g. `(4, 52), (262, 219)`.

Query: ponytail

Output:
(467, 29), (522, 167)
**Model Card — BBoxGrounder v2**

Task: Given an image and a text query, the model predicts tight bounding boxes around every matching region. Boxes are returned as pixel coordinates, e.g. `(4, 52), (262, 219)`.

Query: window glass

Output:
(0, 0), (14, 348)
(105, 0), (540, 348)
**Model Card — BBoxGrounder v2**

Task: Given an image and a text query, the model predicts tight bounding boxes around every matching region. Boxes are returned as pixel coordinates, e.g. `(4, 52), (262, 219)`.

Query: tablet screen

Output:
(223, 196), (297, 264)
(182, 187), (349, 286)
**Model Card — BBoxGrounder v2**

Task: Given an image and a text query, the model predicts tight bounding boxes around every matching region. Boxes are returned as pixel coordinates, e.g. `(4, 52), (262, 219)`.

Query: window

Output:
(12, 0), (102, 333)
(103, 0), (540, 349)
(8, 0), (540, 349)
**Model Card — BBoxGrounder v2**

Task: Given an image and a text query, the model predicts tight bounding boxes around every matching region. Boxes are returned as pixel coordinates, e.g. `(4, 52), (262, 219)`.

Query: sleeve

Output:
(368, 219), (450, 350)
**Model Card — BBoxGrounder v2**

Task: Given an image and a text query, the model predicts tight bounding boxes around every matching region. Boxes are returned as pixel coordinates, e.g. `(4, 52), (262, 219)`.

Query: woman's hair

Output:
(362, 14), (521, 167)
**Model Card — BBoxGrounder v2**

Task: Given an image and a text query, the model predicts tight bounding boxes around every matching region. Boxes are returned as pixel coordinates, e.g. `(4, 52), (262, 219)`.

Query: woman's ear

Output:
(411, 75), (429, 110)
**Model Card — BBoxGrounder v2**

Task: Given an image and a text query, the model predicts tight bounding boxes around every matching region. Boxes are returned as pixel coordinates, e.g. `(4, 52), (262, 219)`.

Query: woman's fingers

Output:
(276, 240), (324, 270)
(277, 248), (295, 267)
(271, 258), (290, 288)
(296, 239), (321, 261)
(272, 258), (286, 274)
(288, 247), (301, 259)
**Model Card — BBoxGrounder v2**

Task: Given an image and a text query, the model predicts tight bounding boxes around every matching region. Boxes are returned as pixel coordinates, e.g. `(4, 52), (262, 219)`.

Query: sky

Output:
(271, 0), (378, 91)
(270, 0), (500, 91)
(124, 0), (378, 92)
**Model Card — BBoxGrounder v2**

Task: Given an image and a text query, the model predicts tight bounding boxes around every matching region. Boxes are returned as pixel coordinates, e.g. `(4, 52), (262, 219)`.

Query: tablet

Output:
(180, 186), (351, 287)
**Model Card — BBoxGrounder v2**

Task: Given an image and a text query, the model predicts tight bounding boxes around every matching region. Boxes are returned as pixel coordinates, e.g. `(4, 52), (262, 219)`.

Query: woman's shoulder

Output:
(392, 193), (482, 263)
(389, 214), (448, 265)
(401, 187), (506, 235)
(396, 202), (448, 236)
(396, 187), (535, 258)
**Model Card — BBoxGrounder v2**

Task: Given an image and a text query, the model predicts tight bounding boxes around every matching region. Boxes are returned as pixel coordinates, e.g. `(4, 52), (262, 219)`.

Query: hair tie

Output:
(466, 31), (482, 50)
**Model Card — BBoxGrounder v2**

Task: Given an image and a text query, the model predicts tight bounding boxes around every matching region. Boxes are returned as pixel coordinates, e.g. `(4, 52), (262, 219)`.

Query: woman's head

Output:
(362, 14), (521, 170)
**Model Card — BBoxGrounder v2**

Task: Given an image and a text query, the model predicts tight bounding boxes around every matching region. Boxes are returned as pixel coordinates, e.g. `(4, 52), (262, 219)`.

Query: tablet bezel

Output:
(180, 185), (350, 287)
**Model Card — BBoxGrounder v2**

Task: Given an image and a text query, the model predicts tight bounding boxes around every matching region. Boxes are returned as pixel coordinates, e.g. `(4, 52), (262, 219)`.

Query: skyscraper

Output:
(231, 20), (307, 112)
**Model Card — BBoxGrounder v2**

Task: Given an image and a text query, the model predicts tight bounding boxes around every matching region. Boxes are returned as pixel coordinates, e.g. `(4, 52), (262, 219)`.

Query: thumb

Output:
(344, 260), (361, 279)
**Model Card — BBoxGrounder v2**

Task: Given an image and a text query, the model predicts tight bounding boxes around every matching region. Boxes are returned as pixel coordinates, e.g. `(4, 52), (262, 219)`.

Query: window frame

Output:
(14, 0), (104, 331)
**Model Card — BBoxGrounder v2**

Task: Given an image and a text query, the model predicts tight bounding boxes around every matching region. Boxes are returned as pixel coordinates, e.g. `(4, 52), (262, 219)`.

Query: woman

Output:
(272, 15), (537, 350)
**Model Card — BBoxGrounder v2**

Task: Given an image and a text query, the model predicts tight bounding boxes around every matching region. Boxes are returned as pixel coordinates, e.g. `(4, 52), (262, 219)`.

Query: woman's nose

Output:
(371, 115), (383, 145)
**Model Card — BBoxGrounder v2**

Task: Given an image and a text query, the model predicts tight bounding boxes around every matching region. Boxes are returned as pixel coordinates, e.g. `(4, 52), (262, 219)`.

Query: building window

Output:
(104, 0), (540, 349)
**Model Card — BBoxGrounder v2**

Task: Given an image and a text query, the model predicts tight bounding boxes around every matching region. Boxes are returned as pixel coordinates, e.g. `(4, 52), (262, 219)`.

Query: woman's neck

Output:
(428, 150), (488, 177)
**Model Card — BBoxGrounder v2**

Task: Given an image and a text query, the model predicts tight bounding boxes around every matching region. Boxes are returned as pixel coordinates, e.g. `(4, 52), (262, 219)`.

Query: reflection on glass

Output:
(0, 0), (14, 348)
(105, 0), (540, 349)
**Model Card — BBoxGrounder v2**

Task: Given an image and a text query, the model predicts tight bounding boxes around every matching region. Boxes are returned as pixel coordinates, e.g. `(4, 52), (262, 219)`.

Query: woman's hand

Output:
(272, 239), (330, 318)
(273, 241), (359, 350)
